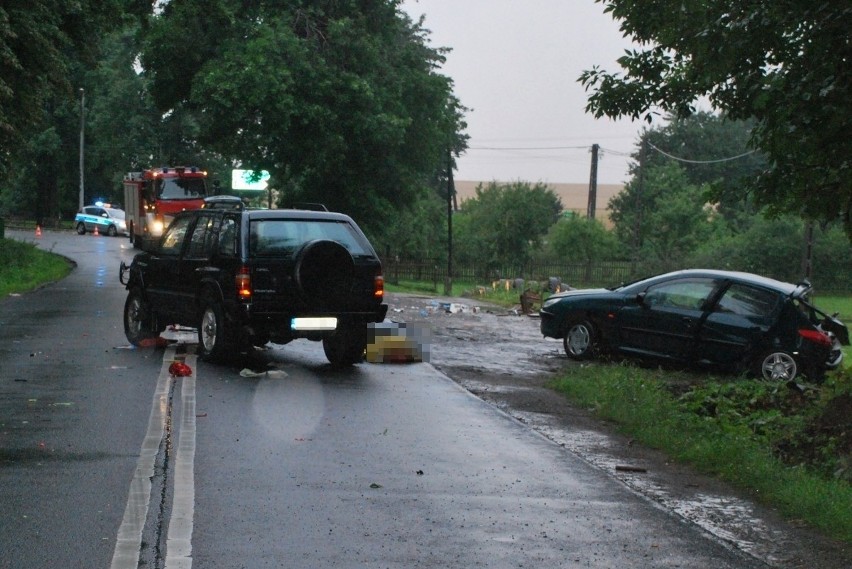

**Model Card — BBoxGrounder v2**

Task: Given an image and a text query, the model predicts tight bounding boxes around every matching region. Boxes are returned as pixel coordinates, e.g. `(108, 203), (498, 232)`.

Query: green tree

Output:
(546, 216), (622, 263)
(139, 0), (466, 236)
(610, 162), (718, 269)
(378, 190), (447, 261)
(0, 0), (122, 177)
(454, 181), (562, 269)
(637, 113), (766, 227)
(580, 1), (852, 239)
(83, 27), (233, 206)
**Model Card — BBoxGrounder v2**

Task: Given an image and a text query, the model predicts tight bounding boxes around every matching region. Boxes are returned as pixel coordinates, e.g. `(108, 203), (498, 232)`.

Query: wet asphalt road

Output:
(0, 229), (769, 568)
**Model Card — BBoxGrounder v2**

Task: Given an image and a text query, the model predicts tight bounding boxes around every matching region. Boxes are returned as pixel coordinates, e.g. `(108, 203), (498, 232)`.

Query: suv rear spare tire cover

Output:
(294, 239), (355, 306)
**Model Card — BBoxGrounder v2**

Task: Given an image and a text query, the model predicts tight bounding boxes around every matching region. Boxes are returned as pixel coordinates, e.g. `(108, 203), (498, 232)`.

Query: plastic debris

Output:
(168, 361), (193, 377)
(240, 368), (267, 377)
(238, 367), (288, 379)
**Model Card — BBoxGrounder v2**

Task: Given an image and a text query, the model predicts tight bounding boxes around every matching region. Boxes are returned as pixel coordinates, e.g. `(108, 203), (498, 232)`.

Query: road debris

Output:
(615, 464), (648, 473)
(168, 361), (193, 377)
(239, 368), (289, 378)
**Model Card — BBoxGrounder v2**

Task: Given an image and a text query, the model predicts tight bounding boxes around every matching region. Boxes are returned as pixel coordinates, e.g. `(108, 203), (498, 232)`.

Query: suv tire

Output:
(198, 300), (230, 362)
(323, 320), (367, 367)
(124, 287), (158, 345)
(295, 240), (354, 307)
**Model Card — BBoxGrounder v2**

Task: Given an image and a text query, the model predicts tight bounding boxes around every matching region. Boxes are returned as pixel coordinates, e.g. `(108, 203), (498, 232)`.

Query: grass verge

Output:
(0, 238), (73, 297)
(550, 362), (852, 542)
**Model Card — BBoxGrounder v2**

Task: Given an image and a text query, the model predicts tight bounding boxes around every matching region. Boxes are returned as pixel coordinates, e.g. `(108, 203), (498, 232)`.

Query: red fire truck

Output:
(123, 166), (210, 248)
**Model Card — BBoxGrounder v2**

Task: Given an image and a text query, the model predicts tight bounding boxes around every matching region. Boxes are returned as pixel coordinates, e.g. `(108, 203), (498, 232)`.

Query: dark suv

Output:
(119, 203), (388, 365)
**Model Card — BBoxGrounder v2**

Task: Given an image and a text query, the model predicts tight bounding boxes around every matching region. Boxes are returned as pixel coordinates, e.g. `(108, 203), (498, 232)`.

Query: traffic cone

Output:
(35, 225), (42, 238)
(93, 225), (99, 236)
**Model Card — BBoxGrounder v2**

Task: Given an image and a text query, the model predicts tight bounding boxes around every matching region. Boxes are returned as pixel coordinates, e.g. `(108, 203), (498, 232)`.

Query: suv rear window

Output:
(249, 219), (372, 258)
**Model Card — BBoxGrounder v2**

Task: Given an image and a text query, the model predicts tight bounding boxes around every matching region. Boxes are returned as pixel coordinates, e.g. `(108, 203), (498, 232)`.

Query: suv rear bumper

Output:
(231, 303), (388, 342)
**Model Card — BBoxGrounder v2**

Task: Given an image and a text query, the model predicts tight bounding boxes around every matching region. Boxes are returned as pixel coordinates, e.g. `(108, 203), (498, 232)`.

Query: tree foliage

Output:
(638, 112), (766, 217)
(454, 181), (562, 269)
(580, 1), (852, 239)
(0, 0), (121, 176)
(140, 0), (466, 236)
(610, 161), (719, 268)
(84, 27), (233, 203)
(546, 216), (623, 263)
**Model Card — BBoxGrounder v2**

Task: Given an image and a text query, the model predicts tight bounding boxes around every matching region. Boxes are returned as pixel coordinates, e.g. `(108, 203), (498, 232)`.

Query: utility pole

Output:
(445, 149), (455, 296)
(801, 221), (814, 280)
(586, 143), (599, 219)
(634, 137), (647, 257)
(78, 88), (85, 211)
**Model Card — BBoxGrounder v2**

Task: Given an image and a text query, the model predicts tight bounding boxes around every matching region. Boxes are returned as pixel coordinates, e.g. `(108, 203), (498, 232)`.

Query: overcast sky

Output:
(401, 0), (644, 185)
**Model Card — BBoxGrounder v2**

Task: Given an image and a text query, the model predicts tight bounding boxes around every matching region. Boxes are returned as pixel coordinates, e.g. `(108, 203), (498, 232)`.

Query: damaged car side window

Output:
(714, 283), (780, 318)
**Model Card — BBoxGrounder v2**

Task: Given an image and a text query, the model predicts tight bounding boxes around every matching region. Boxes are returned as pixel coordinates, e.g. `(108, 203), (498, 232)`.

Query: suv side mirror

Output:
(636, 292), (647, 306)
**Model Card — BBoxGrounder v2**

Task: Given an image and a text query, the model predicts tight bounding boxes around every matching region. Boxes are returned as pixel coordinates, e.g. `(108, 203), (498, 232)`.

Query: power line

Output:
(647, 142), (757, 164)
(468, 145), (590, 151)
(599, 147), (633, 157)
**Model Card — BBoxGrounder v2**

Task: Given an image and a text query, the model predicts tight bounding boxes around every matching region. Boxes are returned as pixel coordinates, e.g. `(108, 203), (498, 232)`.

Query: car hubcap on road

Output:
(567, 325), (590, 355)
(761, 353), (796, 381)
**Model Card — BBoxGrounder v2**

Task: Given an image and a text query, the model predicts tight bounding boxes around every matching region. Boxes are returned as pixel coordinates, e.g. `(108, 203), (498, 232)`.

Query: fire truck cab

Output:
(123, 166), (210, 249)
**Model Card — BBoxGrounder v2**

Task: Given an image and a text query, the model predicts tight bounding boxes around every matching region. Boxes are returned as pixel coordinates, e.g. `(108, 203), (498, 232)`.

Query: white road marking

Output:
(166, 353), (197, 568)
(109, 346), (198, 569)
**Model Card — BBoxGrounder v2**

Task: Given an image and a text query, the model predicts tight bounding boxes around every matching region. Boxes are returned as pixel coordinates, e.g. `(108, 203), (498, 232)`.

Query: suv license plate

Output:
(291, 317), (338, 331)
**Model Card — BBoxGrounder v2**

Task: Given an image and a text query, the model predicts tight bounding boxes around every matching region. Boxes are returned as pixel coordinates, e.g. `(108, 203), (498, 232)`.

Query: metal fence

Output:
(383, 259), (637, 290)
(383, 258), (852, 294)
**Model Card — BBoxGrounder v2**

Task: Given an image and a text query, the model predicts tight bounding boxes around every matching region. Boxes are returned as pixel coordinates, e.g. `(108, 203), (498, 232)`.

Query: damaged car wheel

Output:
(755, 350), (798, 382)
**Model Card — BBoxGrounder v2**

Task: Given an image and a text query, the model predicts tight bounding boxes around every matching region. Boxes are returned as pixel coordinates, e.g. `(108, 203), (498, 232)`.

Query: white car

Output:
(75, 205), (128, 237)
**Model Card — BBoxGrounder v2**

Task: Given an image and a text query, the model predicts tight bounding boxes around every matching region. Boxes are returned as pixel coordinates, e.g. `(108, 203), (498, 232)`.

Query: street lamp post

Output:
(78, 88), (85, 211)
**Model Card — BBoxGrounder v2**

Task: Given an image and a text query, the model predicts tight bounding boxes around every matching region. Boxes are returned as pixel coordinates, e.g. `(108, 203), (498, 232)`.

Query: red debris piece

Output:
(168, 361), (193, 377)
(138, 337), (169, 348)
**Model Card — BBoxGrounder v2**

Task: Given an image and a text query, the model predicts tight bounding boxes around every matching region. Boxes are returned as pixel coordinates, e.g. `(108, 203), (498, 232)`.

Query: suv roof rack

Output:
(291, 202), (328, 212)
(203, 195), (245, 210)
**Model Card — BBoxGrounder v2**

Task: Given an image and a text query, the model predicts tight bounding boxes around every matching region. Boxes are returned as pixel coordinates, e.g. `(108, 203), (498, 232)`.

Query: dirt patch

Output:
(385, 292), (850, 569)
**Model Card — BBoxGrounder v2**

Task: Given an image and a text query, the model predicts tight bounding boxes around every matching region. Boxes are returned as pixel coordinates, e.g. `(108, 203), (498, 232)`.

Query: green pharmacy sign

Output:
(231, 169), (270, 190)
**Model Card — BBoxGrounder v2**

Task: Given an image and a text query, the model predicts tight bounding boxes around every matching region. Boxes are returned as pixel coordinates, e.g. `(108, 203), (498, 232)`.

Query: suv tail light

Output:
(236, 266), (252, 300)
(374, 274), (384, 299)
(799, 328), (832, 347)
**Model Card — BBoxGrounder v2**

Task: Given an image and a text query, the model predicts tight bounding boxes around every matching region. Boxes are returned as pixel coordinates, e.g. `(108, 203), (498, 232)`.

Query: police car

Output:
(75, 203), (128, 237)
